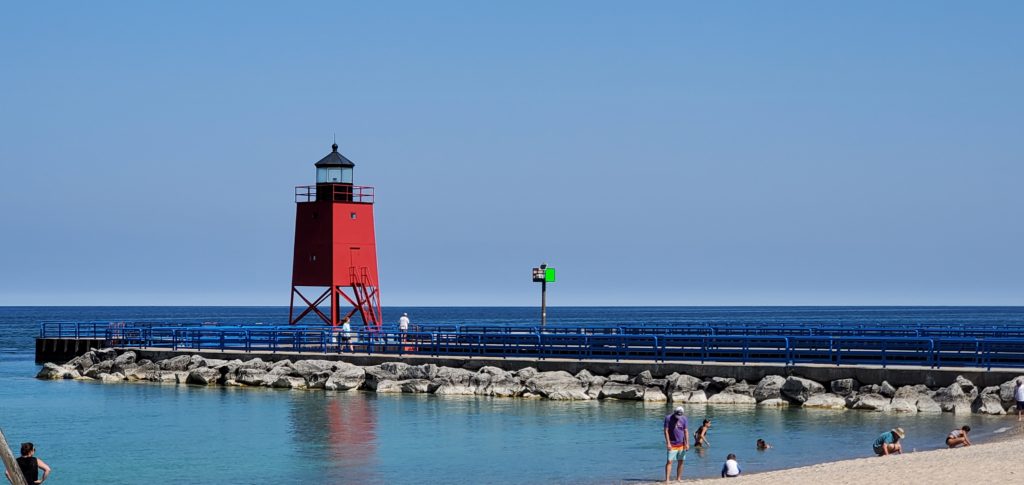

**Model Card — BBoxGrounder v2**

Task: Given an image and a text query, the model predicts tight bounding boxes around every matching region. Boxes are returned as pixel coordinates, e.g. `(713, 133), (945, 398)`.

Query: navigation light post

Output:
(532, 263), (556, 328)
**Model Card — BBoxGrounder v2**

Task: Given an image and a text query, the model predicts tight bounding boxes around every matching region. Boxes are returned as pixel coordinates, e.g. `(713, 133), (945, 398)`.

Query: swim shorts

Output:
(666, 448), (687, 462)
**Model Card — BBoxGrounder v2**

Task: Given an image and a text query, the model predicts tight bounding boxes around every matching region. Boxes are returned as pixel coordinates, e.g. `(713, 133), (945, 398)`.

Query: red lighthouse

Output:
(289, 143), (382, 329)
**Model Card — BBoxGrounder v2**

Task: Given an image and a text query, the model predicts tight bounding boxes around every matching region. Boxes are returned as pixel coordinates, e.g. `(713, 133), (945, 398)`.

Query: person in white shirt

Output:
(340, 317), (355, 352)
(946, 426), (972, 448)
(1015, 380), (1024, 422)
(720, 453), (741, 478)
(399, 313), (410, 332)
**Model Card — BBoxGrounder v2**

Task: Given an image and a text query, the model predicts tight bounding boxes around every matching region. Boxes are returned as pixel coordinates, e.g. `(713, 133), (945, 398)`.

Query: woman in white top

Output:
(946, 426), (971, 448)
(340, 317), (355, 352)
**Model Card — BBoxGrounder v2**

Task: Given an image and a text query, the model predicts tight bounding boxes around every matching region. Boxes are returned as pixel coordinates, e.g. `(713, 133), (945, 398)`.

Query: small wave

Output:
(992, 426), (1012, 434)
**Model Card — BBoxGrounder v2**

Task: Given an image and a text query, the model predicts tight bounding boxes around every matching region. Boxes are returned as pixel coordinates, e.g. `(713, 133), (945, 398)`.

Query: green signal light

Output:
(545, 268), (556, 282)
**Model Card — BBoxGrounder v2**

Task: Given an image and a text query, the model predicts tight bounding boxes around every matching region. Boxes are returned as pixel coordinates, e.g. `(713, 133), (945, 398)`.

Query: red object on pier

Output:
(289, 143), (382, 329)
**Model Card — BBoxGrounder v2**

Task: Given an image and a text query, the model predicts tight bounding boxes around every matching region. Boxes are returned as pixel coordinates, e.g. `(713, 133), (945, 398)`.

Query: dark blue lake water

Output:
(2, 307), (1022, 484)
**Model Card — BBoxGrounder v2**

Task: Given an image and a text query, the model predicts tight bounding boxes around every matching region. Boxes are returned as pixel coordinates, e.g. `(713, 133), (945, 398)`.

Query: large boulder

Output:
(707, 391), (756, 405)
(430, 367), (477, 395)
(374, 380), (401, 393)
(125, 362), (160, 381)
(702, 377), (736, 393)
(643, 387), (668, 402)
(859, 384), (881, 394)
(93, 348), (117, 362)
(187, 367), (221, 386)
(524, 371), (590, 400)
(288, 360), (337, 379)
(889, 398), (918, 413)
(272, 376), (308, 389)
(915, 395), (942, 413)
(607, 374), (630, 383)
(802, 393), (847, 409)
(633, 370), (654, 385)
(754, 375), (787, 402)
(112, 351), (136, 367)
(781, 377), (825, 404)
(159, 355), (193, 372)
(830, 378), (860, 397)
(723, 381), (755, 397)
(894, 385), (930, 399)
(66, 352), (98, 372)
(472, 367), (523, 397)
(363, 364), (404, 390)
(97, 372), (125, 383)
(879, 381), (896, 398)
(324, 363), (366, 391)
(848, 393), (891, 411)
(586, 376), (607, 399)
(600, 381), (646, 400)
(239, 358), (271, 371)
(666, 374), (703, 402)
(372, 379), (429, 393)
(673, 391), (708, 404)
(149, 371), (180, 384)
(236, 368), (271, 387)
(933, 383), (973, 414)
(36, 363), (78, 380)
(305, 371), (333, 389)
(186, 355), (209, 370)
(515, 367), (539, 381)
(757, 398), (790, 407)
(84, 360), (114, 379)
(954, 375), (978, 399)
(973, 394), (1006, 415)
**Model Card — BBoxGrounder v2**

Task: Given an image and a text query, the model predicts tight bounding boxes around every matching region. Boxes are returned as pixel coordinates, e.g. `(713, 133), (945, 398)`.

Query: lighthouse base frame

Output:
(289, 284), (382, 329)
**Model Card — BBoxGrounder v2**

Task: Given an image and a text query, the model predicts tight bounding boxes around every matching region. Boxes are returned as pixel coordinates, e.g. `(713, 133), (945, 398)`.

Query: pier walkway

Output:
(36, 320), (1024, 372)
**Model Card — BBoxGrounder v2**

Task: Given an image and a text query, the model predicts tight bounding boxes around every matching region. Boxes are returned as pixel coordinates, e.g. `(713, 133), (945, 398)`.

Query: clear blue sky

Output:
(1, 2), (1021, 306)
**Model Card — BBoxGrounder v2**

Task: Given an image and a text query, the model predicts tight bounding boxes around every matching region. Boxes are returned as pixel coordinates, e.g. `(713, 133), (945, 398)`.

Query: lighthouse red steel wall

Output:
(289, 145), (382, 329)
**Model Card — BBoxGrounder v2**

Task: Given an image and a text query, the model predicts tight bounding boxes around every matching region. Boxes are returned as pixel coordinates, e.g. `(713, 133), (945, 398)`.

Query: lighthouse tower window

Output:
(316, 166), (353, 184)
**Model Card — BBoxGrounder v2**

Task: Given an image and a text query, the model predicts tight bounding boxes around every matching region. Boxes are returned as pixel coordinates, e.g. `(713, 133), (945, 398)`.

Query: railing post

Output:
(881, 340), (887, 368)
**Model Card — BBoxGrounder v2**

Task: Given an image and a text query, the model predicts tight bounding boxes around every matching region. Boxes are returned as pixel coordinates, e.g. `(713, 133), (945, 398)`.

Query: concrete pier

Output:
(34, 336), (1024, 388)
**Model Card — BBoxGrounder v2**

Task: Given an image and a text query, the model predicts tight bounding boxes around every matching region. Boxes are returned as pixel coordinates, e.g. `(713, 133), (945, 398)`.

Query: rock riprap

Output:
(34, 350), (1016, 413)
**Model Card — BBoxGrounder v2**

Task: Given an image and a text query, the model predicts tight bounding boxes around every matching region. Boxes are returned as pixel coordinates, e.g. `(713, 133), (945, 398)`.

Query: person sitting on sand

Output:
(721, 453), (741, 478)
(756, 438), (771, 450)
(694, 419), (712, 447)
(946, 426), (972, 448)
(872, 427), (905, 456)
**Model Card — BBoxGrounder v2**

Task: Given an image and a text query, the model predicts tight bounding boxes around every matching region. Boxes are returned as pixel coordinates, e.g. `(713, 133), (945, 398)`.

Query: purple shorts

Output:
(1016, 401), (1024, 411)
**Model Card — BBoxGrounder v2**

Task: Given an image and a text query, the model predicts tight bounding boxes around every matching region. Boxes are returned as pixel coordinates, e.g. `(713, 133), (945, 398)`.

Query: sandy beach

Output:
(647, 429), (1022, 485)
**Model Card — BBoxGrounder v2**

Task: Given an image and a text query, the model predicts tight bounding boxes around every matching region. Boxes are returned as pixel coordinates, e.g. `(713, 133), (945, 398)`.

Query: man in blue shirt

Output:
(663, 406), (689, 482)
(872, 427), (905, 456)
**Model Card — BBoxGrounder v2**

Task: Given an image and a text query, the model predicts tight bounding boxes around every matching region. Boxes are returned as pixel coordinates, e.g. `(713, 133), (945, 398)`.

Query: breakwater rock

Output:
(36, 349), (1023, 414)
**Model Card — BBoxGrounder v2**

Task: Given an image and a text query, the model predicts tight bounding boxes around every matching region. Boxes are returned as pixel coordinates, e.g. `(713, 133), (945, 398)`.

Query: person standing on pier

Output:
(340, 318), (355, 352)
(4, 442), (51, 484)
(663, 406), (689, 483)
(398, 313), (410, 333)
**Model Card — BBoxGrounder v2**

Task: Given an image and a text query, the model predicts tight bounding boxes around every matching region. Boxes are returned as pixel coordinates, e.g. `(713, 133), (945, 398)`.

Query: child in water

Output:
(756, 438), (772, 450)
(694, 419), (712, 447)
(721, 453), (741, 478)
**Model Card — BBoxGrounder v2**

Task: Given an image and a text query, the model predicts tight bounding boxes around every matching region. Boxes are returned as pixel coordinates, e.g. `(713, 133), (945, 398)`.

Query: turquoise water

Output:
(3, 307), (1021, 484)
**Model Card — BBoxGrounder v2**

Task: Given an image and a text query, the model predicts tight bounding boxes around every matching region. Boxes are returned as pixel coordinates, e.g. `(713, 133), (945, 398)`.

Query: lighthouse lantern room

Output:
(290, 143), (382, 329)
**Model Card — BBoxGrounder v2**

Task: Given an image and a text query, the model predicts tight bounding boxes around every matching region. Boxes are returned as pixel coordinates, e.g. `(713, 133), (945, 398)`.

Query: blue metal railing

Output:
(37, 321), (1024, 370)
